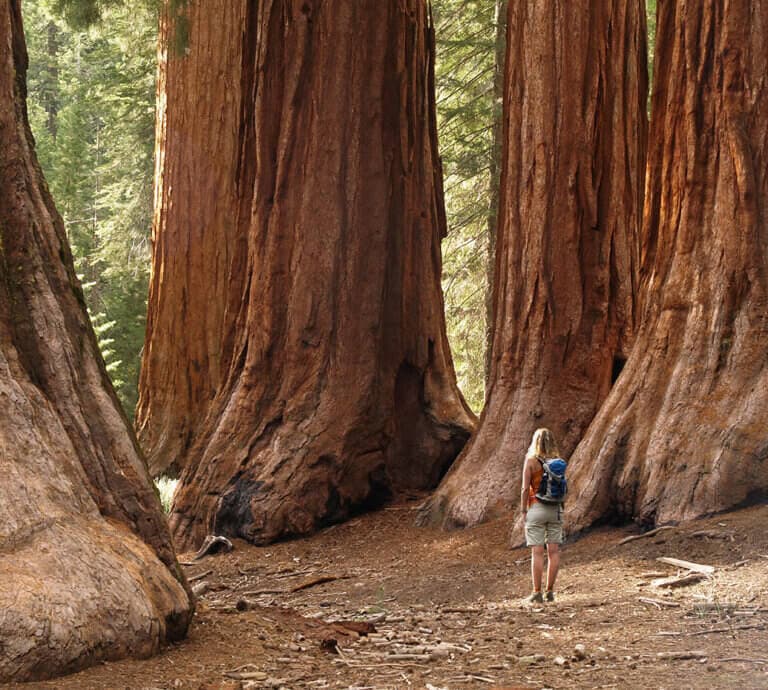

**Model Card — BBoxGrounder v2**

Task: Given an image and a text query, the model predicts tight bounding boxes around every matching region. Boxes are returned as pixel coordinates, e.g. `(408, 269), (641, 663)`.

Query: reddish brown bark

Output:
(145, 0), (475, 549)
(418, 0), (648, 528)
(135, 0), (248, 477)
(567, 0), (768, 532)
(0, 1), (192, 682)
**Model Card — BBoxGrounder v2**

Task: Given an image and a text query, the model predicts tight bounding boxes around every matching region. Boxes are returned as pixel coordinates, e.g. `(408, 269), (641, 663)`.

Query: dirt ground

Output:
(10, 502), (768, 690)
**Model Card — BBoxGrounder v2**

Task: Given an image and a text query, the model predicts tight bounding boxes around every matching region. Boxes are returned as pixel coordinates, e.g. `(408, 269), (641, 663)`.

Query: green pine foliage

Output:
(433, 0), (499, 414)
(23, 0), (156, 418)
(646, 0), (657, 112)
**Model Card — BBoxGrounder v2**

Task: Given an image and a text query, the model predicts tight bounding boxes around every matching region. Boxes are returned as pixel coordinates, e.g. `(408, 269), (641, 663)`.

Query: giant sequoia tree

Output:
(140, 0), (475, 549)
(419, 0), (648, 528)
(135, 0), (249, 476)
(0, 0), (191, 682)
(567, 0), (768, 531)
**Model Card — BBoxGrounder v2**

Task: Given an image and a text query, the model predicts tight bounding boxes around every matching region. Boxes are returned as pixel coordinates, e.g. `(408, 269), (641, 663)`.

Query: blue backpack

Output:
(535, 457), (568, 504)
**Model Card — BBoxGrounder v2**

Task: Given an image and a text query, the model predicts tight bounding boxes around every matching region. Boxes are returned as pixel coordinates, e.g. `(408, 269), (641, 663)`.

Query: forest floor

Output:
(13, 502), (768, 690)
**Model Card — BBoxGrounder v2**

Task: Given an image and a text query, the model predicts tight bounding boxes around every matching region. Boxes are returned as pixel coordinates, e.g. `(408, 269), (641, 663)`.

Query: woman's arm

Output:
(520, 456), (532, 515)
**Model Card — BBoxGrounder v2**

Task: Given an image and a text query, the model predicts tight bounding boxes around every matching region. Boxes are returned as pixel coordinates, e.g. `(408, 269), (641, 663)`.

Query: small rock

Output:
(573, 644), (587, 660)
(235, 599), (249, 611)
(554, 655), (569, 667)
(518, 655), (538, 665)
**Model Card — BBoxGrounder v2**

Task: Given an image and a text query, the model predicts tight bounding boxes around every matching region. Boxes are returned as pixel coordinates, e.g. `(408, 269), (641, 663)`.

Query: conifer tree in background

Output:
(432, 0), (504, 412)
(22, 0), (155, 416)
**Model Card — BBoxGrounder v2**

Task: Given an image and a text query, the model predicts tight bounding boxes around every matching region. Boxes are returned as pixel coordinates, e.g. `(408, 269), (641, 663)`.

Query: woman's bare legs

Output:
(531, 545), (545, 592)
(546, 542), (560, 593)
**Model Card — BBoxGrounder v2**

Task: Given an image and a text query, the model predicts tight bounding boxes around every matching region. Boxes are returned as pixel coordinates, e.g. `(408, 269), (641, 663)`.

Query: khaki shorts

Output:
(525, 501), (564, 546)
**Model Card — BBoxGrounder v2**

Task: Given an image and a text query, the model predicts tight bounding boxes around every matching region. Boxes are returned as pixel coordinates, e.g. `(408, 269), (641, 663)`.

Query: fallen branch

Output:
(290, 574), (349, 593)
(331, 620), (377, 636)
(690, 529), (733, 540)
(191, 535), (234, 561)
(639, 597), (682, 609)
(223, 664), (267, 681)
(652, 573), (707, 589)
(725, 559), (750, 570)
(688, 623), (766, 637)
(656, 557), (715, 575)
(718, 657), (768, 664)
(187, 569), (212, 582)
(618, 525), (675, 545)
(656, 650), (707, 660)
(382, 653), (431, 662)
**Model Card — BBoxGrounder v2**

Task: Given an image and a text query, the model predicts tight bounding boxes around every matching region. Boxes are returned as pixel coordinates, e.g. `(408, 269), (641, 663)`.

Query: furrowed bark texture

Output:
(0, 1), (192, 682)
(136, 0), (248, 477)
(418, 0), (648, 528)
(165, 0), (475, 549)
(567, 0), (768, 532)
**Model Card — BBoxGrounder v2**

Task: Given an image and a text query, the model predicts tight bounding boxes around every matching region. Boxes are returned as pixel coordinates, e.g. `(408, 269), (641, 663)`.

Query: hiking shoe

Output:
(527, 591), (544, 604)
(545, 591), (555, 602)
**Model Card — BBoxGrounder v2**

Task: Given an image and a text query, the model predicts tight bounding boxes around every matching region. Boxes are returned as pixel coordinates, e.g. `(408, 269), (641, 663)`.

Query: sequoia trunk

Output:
(484, 0), (507, 386)
(135, 0), (248, 476)
(567, 0), (768, 532)
(153, 0), (474, 549)
(418, 0), (648, 528)
(0, 1), (191, 682)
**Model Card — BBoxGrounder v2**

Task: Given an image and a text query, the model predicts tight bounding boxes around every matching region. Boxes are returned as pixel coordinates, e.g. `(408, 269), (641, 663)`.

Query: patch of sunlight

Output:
(154, 475), (178, 513)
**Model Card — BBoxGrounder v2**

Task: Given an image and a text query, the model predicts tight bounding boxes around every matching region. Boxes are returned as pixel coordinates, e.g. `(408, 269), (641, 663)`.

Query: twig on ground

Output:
(687, 623), (766, 637)
(191, 535), (233, 561)
(639, 597), (681, 608)
(655, 650), (707, 660)
(187, 569), (212, 582)
(718, 657), (768, 664)
(652, 573), (707, 589)
(690, 529), (733, 540)
(290, 574), (349, 593)
(618, 525), (675, 545)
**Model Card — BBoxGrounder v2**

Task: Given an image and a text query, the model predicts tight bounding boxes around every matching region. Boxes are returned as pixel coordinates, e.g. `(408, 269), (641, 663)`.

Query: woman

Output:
(520, 427), (564, 603)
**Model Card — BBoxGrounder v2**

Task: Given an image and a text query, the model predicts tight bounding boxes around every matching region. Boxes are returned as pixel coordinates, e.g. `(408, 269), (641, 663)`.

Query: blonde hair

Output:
(526, 427), (560, 460)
